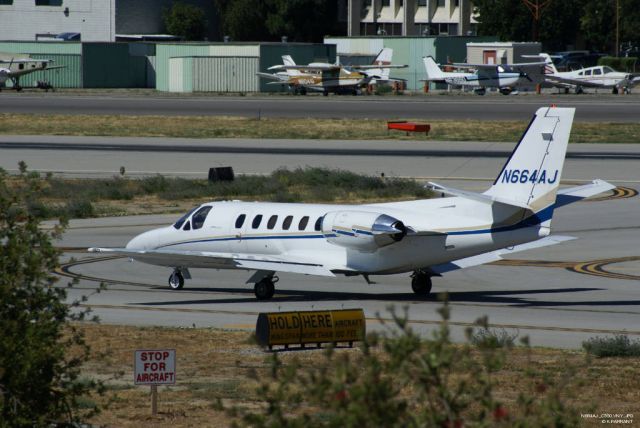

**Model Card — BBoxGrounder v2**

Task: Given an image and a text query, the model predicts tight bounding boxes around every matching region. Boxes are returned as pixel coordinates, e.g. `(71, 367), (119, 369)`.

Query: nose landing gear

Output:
(411, 270), (432, 296)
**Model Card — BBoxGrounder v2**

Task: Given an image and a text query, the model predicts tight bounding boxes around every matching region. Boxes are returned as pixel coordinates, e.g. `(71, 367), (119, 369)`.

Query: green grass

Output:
(0, 113), (638, 143)
(583, 335), (640, 358)
(23, 167), (433, 219)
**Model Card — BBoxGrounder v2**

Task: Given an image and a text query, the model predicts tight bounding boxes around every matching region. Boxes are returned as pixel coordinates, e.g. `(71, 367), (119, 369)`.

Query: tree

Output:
(0, 164), (102, 426)
(215, 0), (342, 42)
(163, 2), (207, 41)
(580, 0), (616, 52)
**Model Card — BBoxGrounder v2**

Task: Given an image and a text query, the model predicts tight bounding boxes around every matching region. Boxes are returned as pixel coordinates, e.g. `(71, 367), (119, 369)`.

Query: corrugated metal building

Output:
(156, 42), (335, 93)
(325, 36), (496, 91)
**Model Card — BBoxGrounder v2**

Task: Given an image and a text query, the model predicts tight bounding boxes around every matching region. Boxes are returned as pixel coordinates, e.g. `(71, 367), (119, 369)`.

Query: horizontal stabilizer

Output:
(555, 179), (616, 208)
(429, 235), (575, 274)
(427, 182), (531, 209)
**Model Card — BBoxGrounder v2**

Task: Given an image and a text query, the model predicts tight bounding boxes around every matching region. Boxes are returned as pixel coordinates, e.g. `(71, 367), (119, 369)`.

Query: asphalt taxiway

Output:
(2, 92), (640, 121)
(43, 140), (640, 349)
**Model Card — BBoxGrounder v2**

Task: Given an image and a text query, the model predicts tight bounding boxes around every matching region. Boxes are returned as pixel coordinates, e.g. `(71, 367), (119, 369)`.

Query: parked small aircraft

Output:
(422, 56), (543, 95)
(531, 53), (639, 94)
(257, 48), (407, 95)
(91, 106), (614, 300)
(0, 55), (65, 91)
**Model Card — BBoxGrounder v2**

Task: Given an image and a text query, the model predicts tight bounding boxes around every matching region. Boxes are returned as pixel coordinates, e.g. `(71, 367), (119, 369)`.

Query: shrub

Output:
(582, 334), (640, 358)
(229, 300), (579, 426)
(0, 164), (103, 425)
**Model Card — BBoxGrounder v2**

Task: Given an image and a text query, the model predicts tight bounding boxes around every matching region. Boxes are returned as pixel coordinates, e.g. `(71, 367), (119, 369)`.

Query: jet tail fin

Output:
(484, 106), (575, 225)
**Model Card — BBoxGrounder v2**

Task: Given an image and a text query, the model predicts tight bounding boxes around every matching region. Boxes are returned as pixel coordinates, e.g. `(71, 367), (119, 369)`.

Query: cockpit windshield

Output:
(191, 206), (212, 230)
(173, 206), (198, 229)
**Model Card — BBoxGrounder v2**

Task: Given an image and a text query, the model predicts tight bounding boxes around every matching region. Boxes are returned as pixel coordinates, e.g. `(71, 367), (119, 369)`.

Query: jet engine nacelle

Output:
(322, 210), (407, 252)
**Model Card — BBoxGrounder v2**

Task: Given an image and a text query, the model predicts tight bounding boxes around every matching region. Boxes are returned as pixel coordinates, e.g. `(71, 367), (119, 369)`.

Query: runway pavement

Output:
(2, 92), (640, 121)
(35, 135), (640, 349)
(1, 135), (640, 184)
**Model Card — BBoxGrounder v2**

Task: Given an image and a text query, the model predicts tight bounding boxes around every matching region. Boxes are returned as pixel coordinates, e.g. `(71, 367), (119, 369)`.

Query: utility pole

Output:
(522, 0), (552, 41)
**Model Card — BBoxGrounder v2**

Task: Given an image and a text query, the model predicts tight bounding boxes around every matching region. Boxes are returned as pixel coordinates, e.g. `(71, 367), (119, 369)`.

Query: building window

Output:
(0, 0), (14, 5)
(36, 0), (63, 5)
(381, 0), (390, 6)
(448, 23), (458, 35)
(437, 0), (445, 7)
(417, 0), (427, 5)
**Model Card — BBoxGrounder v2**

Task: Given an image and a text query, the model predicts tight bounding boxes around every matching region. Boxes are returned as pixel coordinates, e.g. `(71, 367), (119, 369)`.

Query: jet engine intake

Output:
(322, 211), (407, 252)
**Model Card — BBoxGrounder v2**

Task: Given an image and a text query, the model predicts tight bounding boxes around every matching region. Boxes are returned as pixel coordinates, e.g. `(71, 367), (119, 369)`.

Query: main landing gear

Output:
(254, 275), (278, 300)
(168, 269), (185, 289)
(411, 270), (432, 296)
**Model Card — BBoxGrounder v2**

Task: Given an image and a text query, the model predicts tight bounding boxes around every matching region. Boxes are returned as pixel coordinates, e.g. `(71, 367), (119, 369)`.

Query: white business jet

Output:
(422, 56), (541, 95)
(90, 107), (614, 300)
(532, 53), (639, 94)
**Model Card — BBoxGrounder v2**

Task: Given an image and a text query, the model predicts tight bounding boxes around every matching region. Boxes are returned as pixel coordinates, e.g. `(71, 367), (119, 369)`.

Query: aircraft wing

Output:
(269, 64), (340, 72)
(256, 72), (289, 82)
(350, 64), (408, 70)
(428, 235), (575, 274)
(88, 247), (335, 277)
(453, 61), (546, 69)
(0, 58), (52, 64)
(9, 65), (66, 77)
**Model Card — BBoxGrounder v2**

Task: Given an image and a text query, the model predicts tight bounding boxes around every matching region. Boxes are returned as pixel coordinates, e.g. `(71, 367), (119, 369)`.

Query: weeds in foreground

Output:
(226, 299), (580, 427)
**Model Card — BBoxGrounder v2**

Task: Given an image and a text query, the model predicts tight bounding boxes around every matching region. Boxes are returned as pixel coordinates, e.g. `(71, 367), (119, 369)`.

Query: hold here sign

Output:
(134, 349), (176, 385)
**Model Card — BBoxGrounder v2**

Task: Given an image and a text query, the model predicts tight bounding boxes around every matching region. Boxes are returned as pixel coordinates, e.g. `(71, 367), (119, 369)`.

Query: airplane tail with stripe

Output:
(282, 55), (302, 77)
(484, 106), (575, 221)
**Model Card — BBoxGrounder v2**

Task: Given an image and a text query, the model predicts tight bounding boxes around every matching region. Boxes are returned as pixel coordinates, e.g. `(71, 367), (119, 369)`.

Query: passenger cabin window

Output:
(578, 71), (583, 76)
(235, 214), (246, 228)
(282, 215), (293, 230)
(585, 69), (592, 76)
(191, 206), (212, 230)
(252, 214), (263, 229)
(267, 215), (278, 229)
(593, 68), (602, 75)
(174, 206), (198, 229)
(298, 216), (309, 230)
(314, 216), (324, 231)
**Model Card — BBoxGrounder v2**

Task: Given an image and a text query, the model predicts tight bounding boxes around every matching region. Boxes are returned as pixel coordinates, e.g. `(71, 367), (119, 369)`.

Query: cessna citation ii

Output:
(90, 107), (614, 300)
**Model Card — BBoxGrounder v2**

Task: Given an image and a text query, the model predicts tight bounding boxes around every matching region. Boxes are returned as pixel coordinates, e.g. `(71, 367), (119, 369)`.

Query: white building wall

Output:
(0, 0), (115, 42)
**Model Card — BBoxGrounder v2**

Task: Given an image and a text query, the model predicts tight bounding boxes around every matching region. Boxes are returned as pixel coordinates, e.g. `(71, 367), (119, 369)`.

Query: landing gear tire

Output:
(254, 278), (275, 300)
(499, 87), (512, 95)
(323, 90), (329, 97)
(575, 86), (583, 94)
(411, 273), (432, 296)
(475, 88), (486, 96)
(300, 87), (307, 95)
(168, 270), (184, 290)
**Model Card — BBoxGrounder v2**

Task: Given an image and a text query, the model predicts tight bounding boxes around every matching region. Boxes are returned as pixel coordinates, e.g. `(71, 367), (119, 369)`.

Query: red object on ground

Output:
(387, 121), (431, 135)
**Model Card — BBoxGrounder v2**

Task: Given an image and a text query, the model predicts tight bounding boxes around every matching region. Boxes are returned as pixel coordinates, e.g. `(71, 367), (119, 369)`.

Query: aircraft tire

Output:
(300, 87), (307, 95)
(575, 86), (583, 94)
(411, 273), (432, 296)
(168, 271), (184, 290)
(254, 279), (275, 300)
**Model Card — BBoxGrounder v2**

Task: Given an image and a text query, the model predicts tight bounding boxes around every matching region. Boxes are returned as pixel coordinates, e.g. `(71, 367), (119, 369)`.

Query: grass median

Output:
(1, 113), (638, 143)
(8, 167), (432, 218)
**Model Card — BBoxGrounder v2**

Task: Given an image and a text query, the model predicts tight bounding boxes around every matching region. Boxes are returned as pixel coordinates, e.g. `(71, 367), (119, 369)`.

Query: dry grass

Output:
(78, 323), (640, 427)
(0, 113), (638, 143)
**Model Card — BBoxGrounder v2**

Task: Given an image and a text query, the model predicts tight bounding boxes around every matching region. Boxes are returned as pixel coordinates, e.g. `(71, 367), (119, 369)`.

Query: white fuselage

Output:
(550, 65), (631, 88)
(444, 73), (522, 89)
(128, 198), (548, 275)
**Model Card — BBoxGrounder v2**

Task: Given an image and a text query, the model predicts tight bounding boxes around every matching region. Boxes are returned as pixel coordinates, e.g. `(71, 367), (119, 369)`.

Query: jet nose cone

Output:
(126, 229), (160, 250)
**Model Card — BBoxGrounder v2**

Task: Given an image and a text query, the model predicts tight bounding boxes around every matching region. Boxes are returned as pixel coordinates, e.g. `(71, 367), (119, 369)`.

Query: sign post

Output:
(134, 349), (176, 415)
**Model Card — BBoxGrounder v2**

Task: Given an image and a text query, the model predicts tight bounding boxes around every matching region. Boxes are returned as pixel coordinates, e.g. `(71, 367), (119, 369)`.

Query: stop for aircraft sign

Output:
(134, 349), (176, 385)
